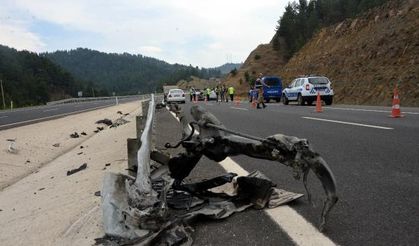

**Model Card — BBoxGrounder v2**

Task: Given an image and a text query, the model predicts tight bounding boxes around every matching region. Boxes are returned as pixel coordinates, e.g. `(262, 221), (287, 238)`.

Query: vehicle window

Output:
(170, 89), (183, 93)
(289, 80), (296, 88)
(308, 77), (329, 85)
(295, 79), (302, 87)
(263, 78), (279, 86)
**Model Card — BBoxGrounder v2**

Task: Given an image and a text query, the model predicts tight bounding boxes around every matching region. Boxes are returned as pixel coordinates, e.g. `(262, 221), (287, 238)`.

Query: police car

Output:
(282, 76), (334, 105)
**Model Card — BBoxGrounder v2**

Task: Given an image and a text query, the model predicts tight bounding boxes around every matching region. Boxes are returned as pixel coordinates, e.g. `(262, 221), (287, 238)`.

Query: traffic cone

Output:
(235, 96), (240, 106)
(315, 92), (323, 113)
(251, 97), (257, 108)
(390, 85), (403, 118)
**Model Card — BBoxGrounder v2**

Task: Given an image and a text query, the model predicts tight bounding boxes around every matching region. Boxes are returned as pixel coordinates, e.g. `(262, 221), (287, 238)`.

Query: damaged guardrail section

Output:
(101, 94), (156, 240)
(98, 96), (338, 245)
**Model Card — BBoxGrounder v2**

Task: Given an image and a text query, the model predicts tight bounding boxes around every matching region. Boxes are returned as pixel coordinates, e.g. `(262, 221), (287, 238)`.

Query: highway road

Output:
(0, 97), (142, 130)
(155, 100), (419, 245)
(3, 97), (418, 245)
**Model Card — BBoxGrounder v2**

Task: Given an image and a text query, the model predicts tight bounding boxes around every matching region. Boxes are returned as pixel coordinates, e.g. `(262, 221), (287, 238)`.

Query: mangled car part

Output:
(164, 105), (338, 231)
(99, 97), (336, 245)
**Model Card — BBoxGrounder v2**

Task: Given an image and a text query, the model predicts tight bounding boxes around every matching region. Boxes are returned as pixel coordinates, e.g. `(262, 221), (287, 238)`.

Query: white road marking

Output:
(43, 108), (58, 112)
(219, 158), (336, 246)
(230, 107), (249, 111)
(0, 104), (112, 128)
(167, 108), (336, 245)
(0, 115), (8, 119)
(329, 107), (419, 115)
(303, 116), (393, 130)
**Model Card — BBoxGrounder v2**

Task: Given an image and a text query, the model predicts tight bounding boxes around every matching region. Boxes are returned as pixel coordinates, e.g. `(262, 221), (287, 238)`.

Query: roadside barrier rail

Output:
(46, 95), (147, 105)
(134, 94), (155, 191)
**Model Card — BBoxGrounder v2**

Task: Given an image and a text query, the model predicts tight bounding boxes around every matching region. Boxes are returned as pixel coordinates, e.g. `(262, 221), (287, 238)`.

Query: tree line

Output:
(0, 45), (88, 108)
(44, 48), (222, 95)
(273, 0), (391, 58)
(0, 45), (223, 108)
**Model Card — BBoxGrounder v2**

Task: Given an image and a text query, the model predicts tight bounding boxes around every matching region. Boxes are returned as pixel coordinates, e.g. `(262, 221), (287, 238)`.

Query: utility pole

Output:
(0, 79), (5, 110)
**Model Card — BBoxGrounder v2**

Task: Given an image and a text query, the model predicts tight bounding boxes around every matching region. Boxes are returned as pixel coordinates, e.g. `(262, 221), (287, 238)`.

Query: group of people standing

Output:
(189, 85), (235, 103)
(188, 73), (266, 108)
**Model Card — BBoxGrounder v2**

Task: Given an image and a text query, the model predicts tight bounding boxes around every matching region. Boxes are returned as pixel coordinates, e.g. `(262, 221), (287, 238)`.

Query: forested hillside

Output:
(0, 45), (86, 108)
(44, 48), (222, 95)
(225, 0), (418, 106)
(273, 0), (391, 58)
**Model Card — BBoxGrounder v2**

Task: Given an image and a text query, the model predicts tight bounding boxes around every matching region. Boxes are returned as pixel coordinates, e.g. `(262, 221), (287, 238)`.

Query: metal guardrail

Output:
(46, 94), (150, 105)
(101, 94), (155, 238)
(134, 94), (155, 191)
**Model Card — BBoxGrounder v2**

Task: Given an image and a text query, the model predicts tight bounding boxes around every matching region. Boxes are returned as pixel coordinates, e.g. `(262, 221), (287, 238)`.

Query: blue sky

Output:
(0, 0), (287, 67)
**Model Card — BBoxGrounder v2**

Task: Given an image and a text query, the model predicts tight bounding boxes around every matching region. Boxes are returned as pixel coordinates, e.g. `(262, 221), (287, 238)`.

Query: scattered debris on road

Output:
(70, 132), (79, 138)
(7, 138), (17, 153)
(38, 188), (45, 191)
(110, 118), (129, 128)
(94, 191), (101, 197)
(97, 104), (336, 245)
(52, 143), (60, 147)
(81, 132), (87, 136)
(66, 163), (87, 176)
(96, 119), (113, 126)
(117, 111), (123, 115)
(105, 163), (111, 167)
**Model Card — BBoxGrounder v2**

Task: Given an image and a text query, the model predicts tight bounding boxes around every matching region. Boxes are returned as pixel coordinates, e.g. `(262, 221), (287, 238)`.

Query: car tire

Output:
(325, 97), (333, 105)
(307, 100), (313, 106)
(297, 94), (305, 106)
(276, 98), (280, 103)
(282, 94), (289, 105)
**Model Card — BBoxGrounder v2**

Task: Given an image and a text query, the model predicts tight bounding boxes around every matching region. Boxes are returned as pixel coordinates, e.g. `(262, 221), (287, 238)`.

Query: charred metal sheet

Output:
(166, 105), (338, 231)
(99, 100), (332, 245)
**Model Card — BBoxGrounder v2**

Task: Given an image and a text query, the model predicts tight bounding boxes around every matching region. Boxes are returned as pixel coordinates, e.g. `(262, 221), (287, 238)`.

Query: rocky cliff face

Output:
(229, 0), (419, 106)
(224, 41), (287, 96)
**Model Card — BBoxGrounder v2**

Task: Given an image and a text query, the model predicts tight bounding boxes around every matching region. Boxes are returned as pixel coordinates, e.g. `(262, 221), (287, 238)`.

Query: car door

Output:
(287, 79), (300, 100)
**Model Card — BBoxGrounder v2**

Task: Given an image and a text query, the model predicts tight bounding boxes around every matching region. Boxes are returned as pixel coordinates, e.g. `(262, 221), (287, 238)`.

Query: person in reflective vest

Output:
(206, 88), (211, 101)
(228, 86), (235, 102)
(189, 87), (194, 101)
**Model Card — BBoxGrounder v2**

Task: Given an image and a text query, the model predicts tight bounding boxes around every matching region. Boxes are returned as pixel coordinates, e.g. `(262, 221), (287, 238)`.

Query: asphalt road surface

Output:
(0, 97), (141, 130)
(155, 100), (419, 246)
(3, 96), (418, 245)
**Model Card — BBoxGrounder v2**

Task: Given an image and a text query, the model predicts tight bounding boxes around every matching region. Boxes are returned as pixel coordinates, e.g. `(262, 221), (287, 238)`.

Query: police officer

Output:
(255, 78), (268, 109)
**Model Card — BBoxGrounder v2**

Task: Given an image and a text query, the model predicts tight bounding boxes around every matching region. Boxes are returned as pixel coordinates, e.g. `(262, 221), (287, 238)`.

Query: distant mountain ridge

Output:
(43, 48), (222, 95)
(214, 63), (243, 75)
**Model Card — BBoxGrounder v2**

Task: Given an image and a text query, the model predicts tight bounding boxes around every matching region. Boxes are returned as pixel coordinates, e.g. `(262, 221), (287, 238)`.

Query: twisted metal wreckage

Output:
(98, 99), (338, 245)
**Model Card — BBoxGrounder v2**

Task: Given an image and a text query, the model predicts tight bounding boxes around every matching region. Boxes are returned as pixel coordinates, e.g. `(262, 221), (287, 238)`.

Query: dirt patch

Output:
(0, 101), (141, 245)
(0, 102), (140, 190)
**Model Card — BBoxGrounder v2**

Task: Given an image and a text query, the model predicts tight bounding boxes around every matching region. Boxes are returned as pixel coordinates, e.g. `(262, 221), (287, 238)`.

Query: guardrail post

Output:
(127, 138), (140, 177)
(141, 100), (149, 117)
(136, 115), (146, 138)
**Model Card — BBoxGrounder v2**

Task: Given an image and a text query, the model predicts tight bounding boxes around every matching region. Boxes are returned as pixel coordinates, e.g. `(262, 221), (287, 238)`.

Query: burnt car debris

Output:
(99, 99), (338, 245)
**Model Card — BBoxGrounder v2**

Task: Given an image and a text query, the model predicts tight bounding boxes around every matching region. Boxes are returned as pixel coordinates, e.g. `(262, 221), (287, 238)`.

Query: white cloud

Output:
(0, 22), (45, 51)
(139, 46), (163, 54)
(1, 0), (287, 67)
